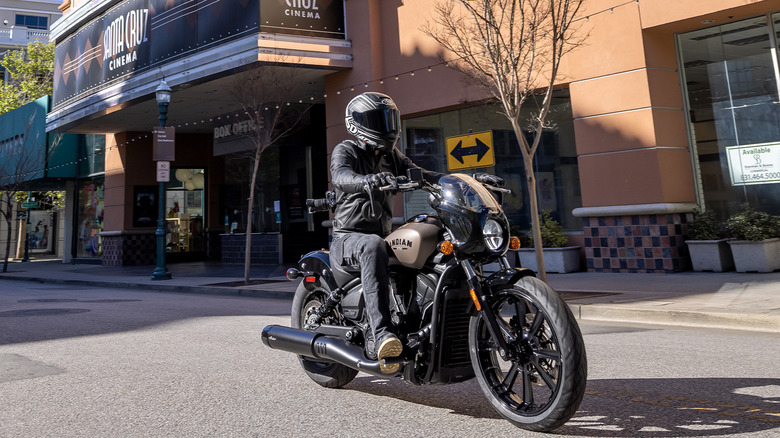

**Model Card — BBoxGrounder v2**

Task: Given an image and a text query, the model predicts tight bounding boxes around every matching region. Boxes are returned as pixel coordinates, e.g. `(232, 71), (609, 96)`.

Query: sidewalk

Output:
(1, 259), (779, 334)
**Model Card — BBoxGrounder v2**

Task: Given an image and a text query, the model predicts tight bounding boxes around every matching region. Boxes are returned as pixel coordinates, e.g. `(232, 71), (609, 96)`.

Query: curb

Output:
(567, 303), (780, 334)
(0, 275), (296, 300)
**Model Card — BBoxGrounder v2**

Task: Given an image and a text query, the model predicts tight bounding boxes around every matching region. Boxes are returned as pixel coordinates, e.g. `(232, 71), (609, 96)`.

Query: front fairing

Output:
(433, 174), (510, 260)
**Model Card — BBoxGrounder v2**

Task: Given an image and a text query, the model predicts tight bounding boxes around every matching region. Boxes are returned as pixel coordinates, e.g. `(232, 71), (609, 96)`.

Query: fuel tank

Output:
(386, 215), (442, 269)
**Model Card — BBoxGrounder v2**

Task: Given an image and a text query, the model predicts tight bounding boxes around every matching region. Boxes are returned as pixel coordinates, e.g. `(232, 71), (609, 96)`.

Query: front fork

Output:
(460, 258), (516, 360)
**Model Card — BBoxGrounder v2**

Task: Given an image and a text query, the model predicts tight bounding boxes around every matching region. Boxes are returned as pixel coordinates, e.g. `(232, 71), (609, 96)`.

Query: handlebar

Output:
(378, 181), (421, 192)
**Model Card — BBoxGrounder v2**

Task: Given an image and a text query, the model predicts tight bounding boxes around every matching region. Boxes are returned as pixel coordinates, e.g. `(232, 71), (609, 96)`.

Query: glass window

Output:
(222, 147), (281, 235)
(402, 89), (581, 233)
(166, 168), (205, 253)
(679, 15), (780, 219)
(15, 15), (48, 30)
(76, 179), (104, 258)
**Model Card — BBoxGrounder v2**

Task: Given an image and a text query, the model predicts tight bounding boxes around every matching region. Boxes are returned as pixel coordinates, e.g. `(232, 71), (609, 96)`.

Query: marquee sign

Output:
(54, 0), (348, 110)
(260, 0), (345, 38)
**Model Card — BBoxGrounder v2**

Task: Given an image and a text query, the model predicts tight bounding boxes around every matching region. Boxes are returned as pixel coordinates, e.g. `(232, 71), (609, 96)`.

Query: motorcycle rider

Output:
(329, 92), (444, 373)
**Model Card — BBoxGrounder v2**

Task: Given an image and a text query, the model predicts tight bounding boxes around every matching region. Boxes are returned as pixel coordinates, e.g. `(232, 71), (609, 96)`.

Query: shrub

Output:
(688, 207), (724, 240)
(726, 203), (780, 241)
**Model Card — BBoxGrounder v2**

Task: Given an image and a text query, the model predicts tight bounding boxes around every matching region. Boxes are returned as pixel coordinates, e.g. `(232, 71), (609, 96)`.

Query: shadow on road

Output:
(346, 376), (780, 436)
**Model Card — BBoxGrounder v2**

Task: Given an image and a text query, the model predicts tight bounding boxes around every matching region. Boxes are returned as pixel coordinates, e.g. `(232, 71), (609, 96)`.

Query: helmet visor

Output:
(353, 108), (400, 135)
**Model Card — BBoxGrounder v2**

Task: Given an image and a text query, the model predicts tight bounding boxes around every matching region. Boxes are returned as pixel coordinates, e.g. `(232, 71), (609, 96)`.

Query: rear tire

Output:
(469, 276), (587, 431)
(291, 282), (358, 388)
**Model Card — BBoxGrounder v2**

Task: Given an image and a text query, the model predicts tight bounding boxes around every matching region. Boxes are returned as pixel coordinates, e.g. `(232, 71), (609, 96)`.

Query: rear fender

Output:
(297, 250), (339, 292)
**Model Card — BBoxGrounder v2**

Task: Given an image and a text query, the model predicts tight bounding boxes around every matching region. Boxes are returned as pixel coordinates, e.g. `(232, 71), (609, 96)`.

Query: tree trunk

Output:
(2, 202), (12, 273)
(524, 156), (547, 283)
(244, 148), (262, 284)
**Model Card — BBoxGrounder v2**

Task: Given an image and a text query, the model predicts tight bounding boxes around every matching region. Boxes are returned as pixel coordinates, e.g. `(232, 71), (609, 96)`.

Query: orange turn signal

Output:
(438, 240), (454, 255)
(469, 289), (482, 311)
(509, 236), (521, 250)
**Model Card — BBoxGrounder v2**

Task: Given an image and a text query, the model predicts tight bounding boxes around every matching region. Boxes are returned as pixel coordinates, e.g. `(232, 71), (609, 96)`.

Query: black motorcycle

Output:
(261, 170), (587, 431)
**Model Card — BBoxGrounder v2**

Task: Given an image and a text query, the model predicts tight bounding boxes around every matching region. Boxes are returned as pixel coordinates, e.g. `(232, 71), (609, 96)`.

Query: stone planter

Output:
(517, 246), (581, 273)
(727, 238), (780, 273)
(685, 239), (734, 272)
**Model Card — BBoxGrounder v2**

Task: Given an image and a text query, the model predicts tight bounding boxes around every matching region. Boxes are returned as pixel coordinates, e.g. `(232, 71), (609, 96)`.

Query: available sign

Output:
(726, 142), (780, 186)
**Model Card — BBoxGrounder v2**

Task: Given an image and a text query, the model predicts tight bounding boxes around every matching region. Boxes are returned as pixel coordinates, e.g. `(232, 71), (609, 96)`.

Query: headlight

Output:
(482, 219), (504, 251)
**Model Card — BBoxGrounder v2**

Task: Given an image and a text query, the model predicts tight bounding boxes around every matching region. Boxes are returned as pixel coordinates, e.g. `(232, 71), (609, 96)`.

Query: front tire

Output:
(469, 276), (587, 431)
(291, 282), (358, 388)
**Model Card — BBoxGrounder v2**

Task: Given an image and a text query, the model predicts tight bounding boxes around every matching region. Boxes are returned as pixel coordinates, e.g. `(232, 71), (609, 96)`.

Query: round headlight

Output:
(483, 219), (504, 251)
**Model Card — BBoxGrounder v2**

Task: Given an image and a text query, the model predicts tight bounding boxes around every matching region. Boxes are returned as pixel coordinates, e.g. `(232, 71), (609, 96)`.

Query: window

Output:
(15, 15), (48, 30)
(401, 89), (582, 232)
(679, 14), (780, 219)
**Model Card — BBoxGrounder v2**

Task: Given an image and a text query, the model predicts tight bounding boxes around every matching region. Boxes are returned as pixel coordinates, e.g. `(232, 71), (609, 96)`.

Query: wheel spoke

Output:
(531, 359), (557, 390)
(534, 348), (560, 361)
(526, 311), (544, 339)
(522, 365), (534, 406)
(501, 361), (521, 392)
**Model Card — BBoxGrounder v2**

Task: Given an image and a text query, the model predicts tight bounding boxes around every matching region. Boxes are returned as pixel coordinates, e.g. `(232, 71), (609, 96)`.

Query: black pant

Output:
(330, 233), (393, 341)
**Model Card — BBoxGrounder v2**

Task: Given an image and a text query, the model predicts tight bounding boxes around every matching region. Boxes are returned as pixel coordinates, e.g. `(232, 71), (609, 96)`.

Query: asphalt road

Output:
(1, 281), (778, 437)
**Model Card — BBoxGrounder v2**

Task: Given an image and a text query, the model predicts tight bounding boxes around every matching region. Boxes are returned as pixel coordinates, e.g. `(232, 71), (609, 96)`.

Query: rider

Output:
(330, 92), (443, 374)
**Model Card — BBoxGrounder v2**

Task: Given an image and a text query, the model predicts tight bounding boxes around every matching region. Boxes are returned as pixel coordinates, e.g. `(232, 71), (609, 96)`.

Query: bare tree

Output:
(424, 0), (584, 282)
(228, 62), (312, 283)
(0, 112), (61, 272)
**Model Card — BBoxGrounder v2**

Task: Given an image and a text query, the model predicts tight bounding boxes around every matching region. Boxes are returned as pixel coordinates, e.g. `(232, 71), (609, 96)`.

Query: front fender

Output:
(484, 267), (536, 290)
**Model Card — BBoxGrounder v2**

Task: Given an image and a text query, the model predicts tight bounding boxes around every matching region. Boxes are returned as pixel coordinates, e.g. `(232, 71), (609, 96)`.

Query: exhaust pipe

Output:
(261, 325), (399, 377)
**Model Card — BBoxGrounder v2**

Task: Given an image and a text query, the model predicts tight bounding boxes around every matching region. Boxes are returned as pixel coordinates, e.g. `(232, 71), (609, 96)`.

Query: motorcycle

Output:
(261, 169), (587, 431)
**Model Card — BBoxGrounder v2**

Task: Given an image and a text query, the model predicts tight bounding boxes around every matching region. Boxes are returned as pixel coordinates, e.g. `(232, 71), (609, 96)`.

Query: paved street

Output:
(1, 280), (778, 437)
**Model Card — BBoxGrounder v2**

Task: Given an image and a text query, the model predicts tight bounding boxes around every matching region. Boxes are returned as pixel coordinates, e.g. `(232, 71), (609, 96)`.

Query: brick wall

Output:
(220, 233), (281, 264)
(583, 213), (689, 273)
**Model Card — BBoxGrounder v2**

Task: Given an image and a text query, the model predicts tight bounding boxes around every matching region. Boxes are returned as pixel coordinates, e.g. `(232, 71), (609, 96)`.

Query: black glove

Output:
(365, 172), (398, 191)
(474, 173), (505, 187)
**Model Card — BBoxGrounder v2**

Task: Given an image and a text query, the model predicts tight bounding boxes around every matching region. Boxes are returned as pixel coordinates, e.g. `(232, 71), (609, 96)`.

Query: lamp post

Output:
(151, 79), (172, 280)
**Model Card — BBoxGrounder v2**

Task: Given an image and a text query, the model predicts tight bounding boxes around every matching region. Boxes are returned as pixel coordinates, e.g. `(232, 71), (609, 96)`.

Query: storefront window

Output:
(166, 168), (205, 253)
(679, 14), (780, 218)
(76, 179), (104, 258)
(222, 148), (281, 234)
(402, 90), (581, 232)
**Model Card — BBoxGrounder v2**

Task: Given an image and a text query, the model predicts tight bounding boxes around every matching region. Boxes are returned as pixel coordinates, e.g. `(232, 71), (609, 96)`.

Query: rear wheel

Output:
(469, 276), (587, 431)
(291, 282), (358, 388)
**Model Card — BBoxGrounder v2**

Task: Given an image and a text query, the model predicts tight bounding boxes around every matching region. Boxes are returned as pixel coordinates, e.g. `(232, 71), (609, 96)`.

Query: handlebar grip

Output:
(306, 198), (330, 212)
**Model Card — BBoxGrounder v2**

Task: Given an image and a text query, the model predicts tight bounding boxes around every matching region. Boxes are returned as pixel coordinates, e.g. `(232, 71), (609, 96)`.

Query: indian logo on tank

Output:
(390, 238), (413, 251)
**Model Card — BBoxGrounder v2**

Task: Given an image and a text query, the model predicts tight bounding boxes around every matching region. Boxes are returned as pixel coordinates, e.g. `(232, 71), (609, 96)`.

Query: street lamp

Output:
(151, 79), (172, 280)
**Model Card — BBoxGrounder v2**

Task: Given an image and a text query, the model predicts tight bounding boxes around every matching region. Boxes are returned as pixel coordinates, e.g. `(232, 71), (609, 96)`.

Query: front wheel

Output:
(291, 282), (358, 388)
(469, 276), (587, 431)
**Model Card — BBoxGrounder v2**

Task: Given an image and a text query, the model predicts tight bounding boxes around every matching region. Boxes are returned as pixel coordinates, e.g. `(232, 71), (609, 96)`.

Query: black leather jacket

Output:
(331, 140), (443, 238)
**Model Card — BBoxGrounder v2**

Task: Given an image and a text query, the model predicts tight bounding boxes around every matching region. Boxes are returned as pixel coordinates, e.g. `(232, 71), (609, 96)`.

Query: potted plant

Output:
(725, 204), (780, 273)
(516, 210), (581, 273)
(685, 207), (734, 272)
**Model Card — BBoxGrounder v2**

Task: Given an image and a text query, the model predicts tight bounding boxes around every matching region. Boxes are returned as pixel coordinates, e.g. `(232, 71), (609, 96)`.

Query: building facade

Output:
(46, 0), (780, 272)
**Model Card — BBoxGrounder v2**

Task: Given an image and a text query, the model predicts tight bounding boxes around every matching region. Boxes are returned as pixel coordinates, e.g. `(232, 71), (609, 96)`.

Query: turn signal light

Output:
(438, 240), (454, 255)
(469, 289), (482, 311)
(509, 236), (521, 250)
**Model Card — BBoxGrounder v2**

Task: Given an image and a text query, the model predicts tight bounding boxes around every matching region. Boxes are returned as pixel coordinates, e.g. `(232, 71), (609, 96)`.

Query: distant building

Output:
(0, 0), (61, 81)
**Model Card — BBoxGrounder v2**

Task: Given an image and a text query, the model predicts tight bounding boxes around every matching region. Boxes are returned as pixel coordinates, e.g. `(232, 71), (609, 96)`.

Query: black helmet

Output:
(345, 92), (401, 153)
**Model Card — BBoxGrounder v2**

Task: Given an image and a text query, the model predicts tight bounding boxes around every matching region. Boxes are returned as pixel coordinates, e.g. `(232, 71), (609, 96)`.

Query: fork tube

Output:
(460, 259), (513, 357)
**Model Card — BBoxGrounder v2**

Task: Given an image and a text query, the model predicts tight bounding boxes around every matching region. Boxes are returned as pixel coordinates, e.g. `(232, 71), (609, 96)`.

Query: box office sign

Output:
(260, 0), (345, 38)
(726, 143), (780, 186)
(53, 0), (260, 108)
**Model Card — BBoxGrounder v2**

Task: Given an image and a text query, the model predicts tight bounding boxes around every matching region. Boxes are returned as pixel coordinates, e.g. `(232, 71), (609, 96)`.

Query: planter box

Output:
(517, 246), (581, 273)
(685, 239), (734, 272)
(727, 238), (780, 273)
